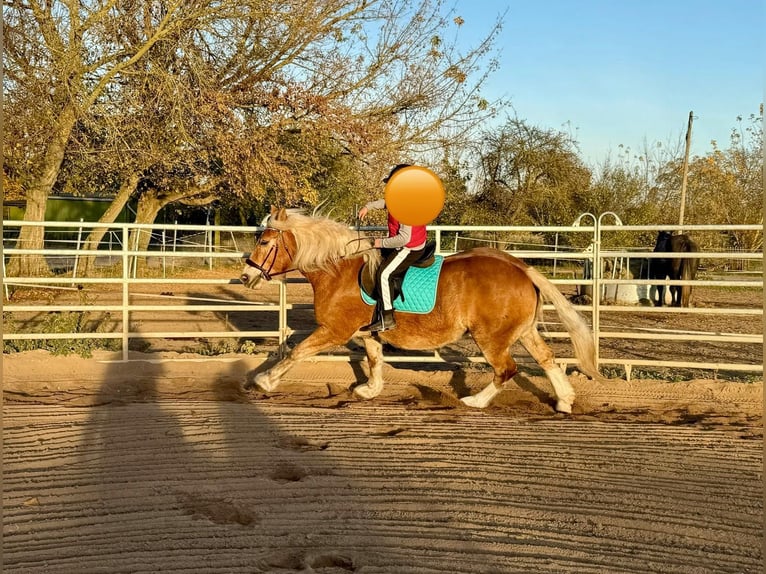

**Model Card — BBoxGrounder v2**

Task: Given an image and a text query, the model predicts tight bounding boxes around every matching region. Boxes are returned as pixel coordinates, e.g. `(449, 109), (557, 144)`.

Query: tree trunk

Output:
(213, 208), (221, 254)
(126, 186), (217, 273)
(78, 173), (141, 276)
(6, 104), (78, 277)
(128, 190), (165, 274)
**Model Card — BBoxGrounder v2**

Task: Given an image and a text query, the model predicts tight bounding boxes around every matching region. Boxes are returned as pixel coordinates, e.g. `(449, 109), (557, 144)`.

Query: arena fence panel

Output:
(2, 219), (762, 380)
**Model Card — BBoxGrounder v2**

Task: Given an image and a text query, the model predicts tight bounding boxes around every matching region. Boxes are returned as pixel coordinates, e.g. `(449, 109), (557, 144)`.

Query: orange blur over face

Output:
(383, 165), (445, 226)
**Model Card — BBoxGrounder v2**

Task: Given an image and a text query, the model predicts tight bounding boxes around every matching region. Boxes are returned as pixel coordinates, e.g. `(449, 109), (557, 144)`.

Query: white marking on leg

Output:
(254, 371), (277, 392)
(546, 366), (575, 413)
(460, 383), (500, 409)
(354, 383), (382, 400)
(253, 355), (301, 392)
(254, 361), (289, 392)
(249, 325), (341, 394)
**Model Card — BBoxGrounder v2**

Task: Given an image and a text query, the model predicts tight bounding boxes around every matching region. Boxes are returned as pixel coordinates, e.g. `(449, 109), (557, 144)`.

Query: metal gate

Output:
(3, 219), (762, 378)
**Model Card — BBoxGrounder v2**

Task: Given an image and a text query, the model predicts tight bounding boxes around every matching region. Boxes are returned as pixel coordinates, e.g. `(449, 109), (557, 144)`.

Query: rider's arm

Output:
(364, 199), (386, 211)
(381, 224), (411, 249)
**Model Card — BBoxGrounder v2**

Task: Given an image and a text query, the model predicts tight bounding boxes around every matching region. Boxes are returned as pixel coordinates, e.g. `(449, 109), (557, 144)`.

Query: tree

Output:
(590, 109), (763, 251)
(434, 149), (472, 226)
(4, 1), (242, 274)
(682, 108), (763, 250)
(471, 117), (591, 228)
(4, 0), (504, 276)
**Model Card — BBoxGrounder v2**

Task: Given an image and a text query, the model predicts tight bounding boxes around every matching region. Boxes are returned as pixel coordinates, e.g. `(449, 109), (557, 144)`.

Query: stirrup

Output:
(360, 309), (396, 333)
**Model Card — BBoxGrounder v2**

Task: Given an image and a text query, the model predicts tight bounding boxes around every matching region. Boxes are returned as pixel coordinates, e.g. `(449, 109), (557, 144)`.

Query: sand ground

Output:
(3, 350), (763, 573)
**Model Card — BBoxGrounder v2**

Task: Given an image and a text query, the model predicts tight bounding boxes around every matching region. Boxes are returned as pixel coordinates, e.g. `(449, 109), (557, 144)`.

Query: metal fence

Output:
(2, 219), (762, 379)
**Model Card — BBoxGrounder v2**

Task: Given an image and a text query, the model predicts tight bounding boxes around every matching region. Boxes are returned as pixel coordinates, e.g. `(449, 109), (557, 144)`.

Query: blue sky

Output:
(452, 0), (763, 166)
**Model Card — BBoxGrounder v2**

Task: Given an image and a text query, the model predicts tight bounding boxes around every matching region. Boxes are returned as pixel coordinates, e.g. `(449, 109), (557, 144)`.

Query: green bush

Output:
(2, 311), (121, 358)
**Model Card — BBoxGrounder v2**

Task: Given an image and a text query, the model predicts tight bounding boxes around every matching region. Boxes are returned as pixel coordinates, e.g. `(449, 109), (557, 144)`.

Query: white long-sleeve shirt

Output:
(364, 199), (425, 250)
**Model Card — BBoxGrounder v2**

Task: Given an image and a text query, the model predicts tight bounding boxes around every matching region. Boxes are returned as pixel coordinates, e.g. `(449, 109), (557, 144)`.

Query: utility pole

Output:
(678, 111), (693, 229)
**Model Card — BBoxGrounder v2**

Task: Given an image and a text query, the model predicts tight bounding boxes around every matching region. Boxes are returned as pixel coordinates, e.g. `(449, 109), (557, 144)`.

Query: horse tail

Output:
(523, 266), (600, 379)
(680, 238), (700, 307)
(679, 260), (691, 307)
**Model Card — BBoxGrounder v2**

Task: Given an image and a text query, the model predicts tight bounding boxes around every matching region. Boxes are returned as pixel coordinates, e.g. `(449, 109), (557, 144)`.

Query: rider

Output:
(358, 164), (427, 332)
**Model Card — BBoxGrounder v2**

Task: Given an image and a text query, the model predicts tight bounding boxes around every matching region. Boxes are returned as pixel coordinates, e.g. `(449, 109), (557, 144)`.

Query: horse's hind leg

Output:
(519, 327), (576, 414)
(460, 329), (521, 409)
(671, 286), (682, 307)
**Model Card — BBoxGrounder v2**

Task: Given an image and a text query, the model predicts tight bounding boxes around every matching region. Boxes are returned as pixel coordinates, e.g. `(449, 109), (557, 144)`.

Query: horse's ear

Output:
(270, 206), (278, 217)
(275, 207), (288, 221)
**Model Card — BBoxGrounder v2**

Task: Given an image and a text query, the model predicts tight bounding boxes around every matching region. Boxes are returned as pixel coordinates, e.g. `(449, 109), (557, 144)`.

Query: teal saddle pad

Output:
(361, 255), (444, 314)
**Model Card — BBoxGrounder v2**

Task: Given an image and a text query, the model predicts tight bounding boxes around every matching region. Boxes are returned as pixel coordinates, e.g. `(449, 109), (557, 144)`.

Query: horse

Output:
(240, 207), (600, 413)
(649, 231), (700, 307)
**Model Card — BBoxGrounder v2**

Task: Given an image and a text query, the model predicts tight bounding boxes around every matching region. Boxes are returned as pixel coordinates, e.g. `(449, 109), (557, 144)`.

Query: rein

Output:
(344, 237), (375, 257)
(343, 215), (376, 258)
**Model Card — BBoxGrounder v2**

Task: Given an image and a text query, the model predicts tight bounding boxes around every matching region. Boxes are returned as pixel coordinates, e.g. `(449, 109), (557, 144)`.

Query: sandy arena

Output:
(2, 346), (763, 573)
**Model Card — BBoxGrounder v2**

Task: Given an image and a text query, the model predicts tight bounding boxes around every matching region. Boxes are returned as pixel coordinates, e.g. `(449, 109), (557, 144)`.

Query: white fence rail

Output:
(2, 219), (762, 379)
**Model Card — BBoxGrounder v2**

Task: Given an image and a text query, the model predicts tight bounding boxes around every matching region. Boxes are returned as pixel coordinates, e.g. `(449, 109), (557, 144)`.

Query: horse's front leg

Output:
(354, 336), (385, 399)
(247, 325), (343, 393)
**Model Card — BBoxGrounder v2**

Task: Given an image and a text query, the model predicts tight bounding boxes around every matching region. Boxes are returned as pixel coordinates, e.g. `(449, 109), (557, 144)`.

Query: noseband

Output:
(244, 230), (296, 281)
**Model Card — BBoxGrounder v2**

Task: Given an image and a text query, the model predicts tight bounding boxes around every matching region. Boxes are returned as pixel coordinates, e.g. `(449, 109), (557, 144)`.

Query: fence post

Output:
(205, 210), (213, 270)
(161, 228), (167, 279)
(172, 220), (178, 272)
(591, 223), (601, 369)
(122, 225), (130, 361)
(2, 254), (9, 300)
(131, 228), (140, 279)
(278, 281), (288, 358)
(72, 218), (84, 285)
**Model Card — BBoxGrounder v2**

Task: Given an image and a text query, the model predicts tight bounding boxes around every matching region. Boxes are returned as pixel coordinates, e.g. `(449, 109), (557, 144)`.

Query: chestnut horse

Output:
(240, 207), (599, 413)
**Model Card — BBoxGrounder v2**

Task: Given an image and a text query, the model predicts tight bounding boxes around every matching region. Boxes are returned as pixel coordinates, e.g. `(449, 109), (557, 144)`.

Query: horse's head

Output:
(240, 207), (297, 289)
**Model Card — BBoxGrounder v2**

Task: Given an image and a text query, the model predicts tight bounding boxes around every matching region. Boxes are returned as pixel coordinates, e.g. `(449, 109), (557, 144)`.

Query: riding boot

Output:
(360, 308), (396, 333)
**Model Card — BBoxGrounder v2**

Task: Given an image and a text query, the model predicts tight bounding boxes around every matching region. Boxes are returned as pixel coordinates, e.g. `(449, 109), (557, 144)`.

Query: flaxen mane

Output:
(268, 212), (381, 272)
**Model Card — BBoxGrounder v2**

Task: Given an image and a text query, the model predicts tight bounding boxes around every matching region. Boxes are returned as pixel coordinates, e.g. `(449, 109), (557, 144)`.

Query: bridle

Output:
(244, 229), (296, 281)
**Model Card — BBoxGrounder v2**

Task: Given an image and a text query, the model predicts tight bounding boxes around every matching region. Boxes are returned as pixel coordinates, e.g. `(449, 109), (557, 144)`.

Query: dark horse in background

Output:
(649, 231), (700, 307)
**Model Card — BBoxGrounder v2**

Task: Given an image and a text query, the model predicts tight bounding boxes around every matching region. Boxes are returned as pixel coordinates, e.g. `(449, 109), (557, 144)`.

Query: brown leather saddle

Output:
(359, 240), (437, 299)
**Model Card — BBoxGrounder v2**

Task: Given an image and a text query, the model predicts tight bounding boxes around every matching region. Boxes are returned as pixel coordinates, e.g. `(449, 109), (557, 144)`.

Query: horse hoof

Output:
(254, 373), (277, 393)
(353, 384), (380, 400)
(460, 396), (484, 409)
(555, 399), (573, 414)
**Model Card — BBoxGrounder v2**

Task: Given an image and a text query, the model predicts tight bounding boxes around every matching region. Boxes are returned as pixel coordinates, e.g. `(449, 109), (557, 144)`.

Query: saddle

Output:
(359, 241), (444, 314)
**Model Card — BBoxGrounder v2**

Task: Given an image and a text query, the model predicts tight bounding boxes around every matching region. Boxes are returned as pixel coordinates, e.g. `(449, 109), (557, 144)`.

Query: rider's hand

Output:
(358, 206), (368, 220)
(373, 238), (382, 249)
